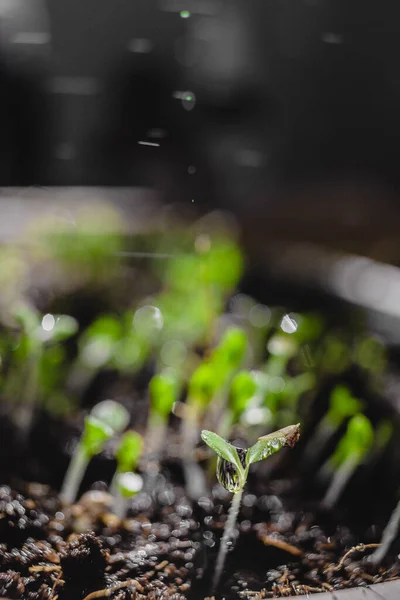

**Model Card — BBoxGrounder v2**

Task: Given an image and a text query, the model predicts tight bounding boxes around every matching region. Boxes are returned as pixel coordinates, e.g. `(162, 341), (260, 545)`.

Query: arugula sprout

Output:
(111, 433), (144, 517)
(303, 385), (363, 463)
(60, 415), (114, 504)
(109, 430), (143, 496)
(322, 414), (374, 510)
(91, 399), (130, 435)
(201, 424), (300, 591)
(146, 371), (179, 465)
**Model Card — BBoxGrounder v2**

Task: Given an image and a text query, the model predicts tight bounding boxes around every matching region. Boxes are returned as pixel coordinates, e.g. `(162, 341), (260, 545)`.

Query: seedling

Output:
(113, 471), (144, 519)
(154, 235), (244, 349)
(303, 385), (363, 463)
(60, 415), (114, 504)
(110, 429), (143, 496)
(183, 327), (248, 455)
(91, 399), (130, 435)
(218, 370), (258, 438)
(322, 414), (374, 510)
(202, 326), (249, 431)
(147, 371), (179, 460)
(68, 315), (123, 393)
(201, 424), (300, 592)
(7, 306), (78, 435)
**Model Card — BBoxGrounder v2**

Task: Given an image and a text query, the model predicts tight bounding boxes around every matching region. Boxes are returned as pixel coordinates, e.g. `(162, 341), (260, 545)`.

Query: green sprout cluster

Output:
(0, 205), (395, 580)
(182, 327), (248, 457)
(60, 400), (143, 516)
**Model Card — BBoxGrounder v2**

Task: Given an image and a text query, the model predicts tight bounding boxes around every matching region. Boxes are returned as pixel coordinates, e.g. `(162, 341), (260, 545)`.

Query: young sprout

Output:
(265, 334), (298, 379)
(201, 424), (300, 592)
(68, 315), (123, 393)
(181, 363), (220, 499)
(322, 414), (374, 510)
(110, 430), (143, 496)
(8, 306), (78, 437)
(91, 399), (130, 435)
(202, 326), (249, 431)
(60, 415), (114, 505)
(303, 385), (363, 463)
(113, 472), (143, 519)
(218, 370), (258, 438)
(147, 371), (179, 459)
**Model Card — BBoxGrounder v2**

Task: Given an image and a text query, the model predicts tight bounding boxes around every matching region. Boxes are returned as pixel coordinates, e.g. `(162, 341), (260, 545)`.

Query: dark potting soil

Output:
(0, 480), (399, 600)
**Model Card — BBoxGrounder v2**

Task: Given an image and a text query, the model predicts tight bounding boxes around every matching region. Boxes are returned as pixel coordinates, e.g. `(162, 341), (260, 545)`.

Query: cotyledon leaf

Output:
(247, 424), (300, 466)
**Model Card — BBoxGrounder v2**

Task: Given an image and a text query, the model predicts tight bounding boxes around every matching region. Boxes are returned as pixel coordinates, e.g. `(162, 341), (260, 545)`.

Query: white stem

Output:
(146, 417), (167, 460)
(183, 459), (207, 501)
(181, 404), (207, 499)
(322, 453), (359, 510)
(114, 493), (128, 519)
(181, 407), (199, 457)
(370, 499), (400, 565)
(212, 489), (243, 593)
(109, 470), (120, 497)
(60, 446), (88, 505)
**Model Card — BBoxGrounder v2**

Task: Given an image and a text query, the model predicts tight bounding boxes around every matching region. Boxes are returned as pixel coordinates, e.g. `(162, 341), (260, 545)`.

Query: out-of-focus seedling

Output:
(7, 306), (78, 435)
(322, 414), (374, 510)
(303, 385), (363, 463)
(353, 335), (387, 392)
(201, 424), (300, 592)
(182, 327), (248, 460)
(318, 332), (351, 375)
(265, 334), (298, 380)
(60, 415), (114, 504)
(68, 315), (123, 393)
(90, 399), (130, 435)
(202, 326), (249, 431)
(154, 234), (244, 350)
(218, 370), (258, 438)
(147, 371), (179, 460)
(113, 471), (143, 519)
(110, 430), (143, 496)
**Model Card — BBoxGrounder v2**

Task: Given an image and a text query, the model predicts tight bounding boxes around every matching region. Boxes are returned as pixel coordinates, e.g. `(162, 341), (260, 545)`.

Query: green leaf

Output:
(149, 372), (179, 418)
(91, 400), (130, 434)
(80, 316), (122, 368)
(116, 431), (143, 473)
(247, 424), (301, 465)
(202, 239), (244, 291)
(230, 370), (257, 418)
(201, 430), (243, 475)
(116, 472), (143, 498)
(329, 386), (363, 426)
(14, 303), (41, 334)
(44, 314), (79, 342)
(331, 414), (374, 467)
(81, 415), (113, 457)
(189, 363), (220, 406)
(214, 327), (248, 368)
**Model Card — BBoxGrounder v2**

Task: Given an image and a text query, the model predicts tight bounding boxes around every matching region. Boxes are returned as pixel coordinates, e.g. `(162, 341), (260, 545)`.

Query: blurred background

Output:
(0, 0), (400, 544)
(1, 0), (400, 218)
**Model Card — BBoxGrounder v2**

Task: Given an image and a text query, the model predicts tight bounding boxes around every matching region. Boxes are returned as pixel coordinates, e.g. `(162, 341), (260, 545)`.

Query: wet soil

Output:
(0, 477), (399, 600)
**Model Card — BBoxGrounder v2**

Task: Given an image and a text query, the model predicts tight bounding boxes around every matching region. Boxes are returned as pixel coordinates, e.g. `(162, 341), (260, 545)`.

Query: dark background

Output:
(2, 0), (400, 215)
